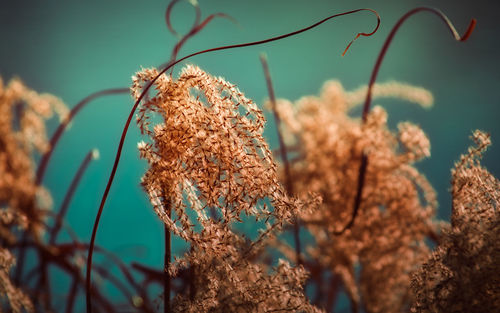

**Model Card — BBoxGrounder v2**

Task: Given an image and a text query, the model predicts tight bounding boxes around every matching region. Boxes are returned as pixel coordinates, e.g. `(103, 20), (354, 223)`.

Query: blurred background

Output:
(1, 0), (499, 311)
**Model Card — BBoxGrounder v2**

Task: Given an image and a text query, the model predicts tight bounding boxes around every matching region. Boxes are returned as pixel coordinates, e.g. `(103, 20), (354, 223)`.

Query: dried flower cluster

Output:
(2, 3), (496, 312)
(172, 231), (322, 313)
(0, 76), (67, 312)
(0, 248), (33, 313)
(0, 77), (66, 240)
(132, 65), (318, 312)
(273, 80), (438, 312)
(411, 130), (500, 312)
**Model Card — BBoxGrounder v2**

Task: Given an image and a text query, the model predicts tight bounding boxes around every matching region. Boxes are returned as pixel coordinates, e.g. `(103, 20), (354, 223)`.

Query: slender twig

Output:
(65, 278), (79, 313)
(163, 197), (171, 313)
(13, 232), (28, 284)
(326, 274), (341, 312)
(166, 1), (236, 76)
(35, 88), (128, 186)
(32, 149), (97, 310)
(86, 9), (380, 312)
(189, 246), (196, 300)
(333, 7), (475, 235)
(50, 149), (98, 245)
(259, 54), (293, 197)
(260, 54), (302, 265)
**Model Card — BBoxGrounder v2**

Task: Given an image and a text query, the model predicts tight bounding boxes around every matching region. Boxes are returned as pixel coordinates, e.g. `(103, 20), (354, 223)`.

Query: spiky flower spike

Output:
(132, 65), (320, 312)
(133, 65), (298, 241)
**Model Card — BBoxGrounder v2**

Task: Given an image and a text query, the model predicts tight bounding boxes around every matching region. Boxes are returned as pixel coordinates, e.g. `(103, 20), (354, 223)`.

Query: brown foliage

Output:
(411, 131), (500, 312)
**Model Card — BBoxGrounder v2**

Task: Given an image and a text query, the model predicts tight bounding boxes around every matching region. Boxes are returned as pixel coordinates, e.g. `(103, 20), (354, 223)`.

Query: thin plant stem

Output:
(165, 0), (236, 76)
(35, 88), (128, 186)
(189, 246), (195, 300)
(333, 7), (476, 235)
(65, 278), (79, 313)
(259, 54), (302, 265)
(86, 9), (380, 312)
(33, 149), (97, 309)
(49, 149), (98, 245)
(163, 197), (171, 313)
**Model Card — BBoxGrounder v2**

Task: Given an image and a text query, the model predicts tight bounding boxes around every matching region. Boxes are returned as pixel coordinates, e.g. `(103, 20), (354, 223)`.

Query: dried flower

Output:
(0, 77), (66, 239)
(411, 130), (500, 312)
(133, 65), (319, 312)
(0, 248), (33, 313)
(0, 76), (65, 312)
(172, 231), (322, 313)
(274, 79), (438, 312)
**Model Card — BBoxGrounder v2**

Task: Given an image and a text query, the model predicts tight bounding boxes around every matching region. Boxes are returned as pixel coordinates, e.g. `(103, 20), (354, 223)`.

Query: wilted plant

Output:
(132, 64), (317, 311)
(411, 130), (500, 312)
(271, 79), (438, 312)
(1, 2), (497, 313)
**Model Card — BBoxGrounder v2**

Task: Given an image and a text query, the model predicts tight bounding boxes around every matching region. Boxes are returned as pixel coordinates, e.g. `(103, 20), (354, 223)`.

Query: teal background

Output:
(1, 0), (499, 311)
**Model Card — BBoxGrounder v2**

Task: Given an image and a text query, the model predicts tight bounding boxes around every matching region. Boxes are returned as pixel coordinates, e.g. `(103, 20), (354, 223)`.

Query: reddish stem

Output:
(50, 150), (97, 245)
(36, 88), (128, 186)
(260, 54), (302, 265)
(361, 7), (475, 123)
(334, 7), (476, 235)
(65, 278), (79, 313)
(164, 197), (171, 313)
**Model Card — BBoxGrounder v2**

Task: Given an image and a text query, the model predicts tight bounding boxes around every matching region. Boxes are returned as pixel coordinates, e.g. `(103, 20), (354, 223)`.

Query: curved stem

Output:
(165, 0), (201, 38)
(49, 150), (97, 245)
(86, 8), (380, 312)
(361, 7), (475, 123)
(35, 88), (128, 186)
(260, 54), (302, 265)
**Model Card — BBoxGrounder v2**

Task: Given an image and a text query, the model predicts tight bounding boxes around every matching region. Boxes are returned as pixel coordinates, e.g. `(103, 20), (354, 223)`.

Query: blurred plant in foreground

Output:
(0, 76), (67, 312)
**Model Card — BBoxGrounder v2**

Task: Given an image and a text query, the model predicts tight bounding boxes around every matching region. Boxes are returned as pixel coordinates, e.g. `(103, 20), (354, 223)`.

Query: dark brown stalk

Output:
(163, 197), (172, 313)
(326, 274), (341, 312)
(17, 239), (116, 312)
(65, 278), (79, 313)
(13, 232), (28, 284)
(259, 54), (302, 265)
(334, 7), (476, 235)
(165, 0), (201, 37)
(35, 88), (128, 186)
(165, 0), (236, 76)
(62, 241), (156, 312)
(86, 9), (380, 312)
(50, 150), (97, 245)
(189, 246), (195, 300)
(32, 150), (96, 310)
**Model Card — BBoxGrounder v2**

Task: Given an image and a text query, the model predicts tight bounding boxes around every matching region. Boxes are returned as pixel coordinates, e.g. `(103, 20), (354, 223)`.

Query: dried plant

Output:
(0, 77), (66, 240)
(0, 248), (33, 313)
(171, 231), (322, 313)
(0, 76), (67, 312)
(132, 64), (319, 312)
(411, 130), (500, 312)
(2, 2), (497, 313)
(85, 5), (379, 312)
(272, 80), (438, 313)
